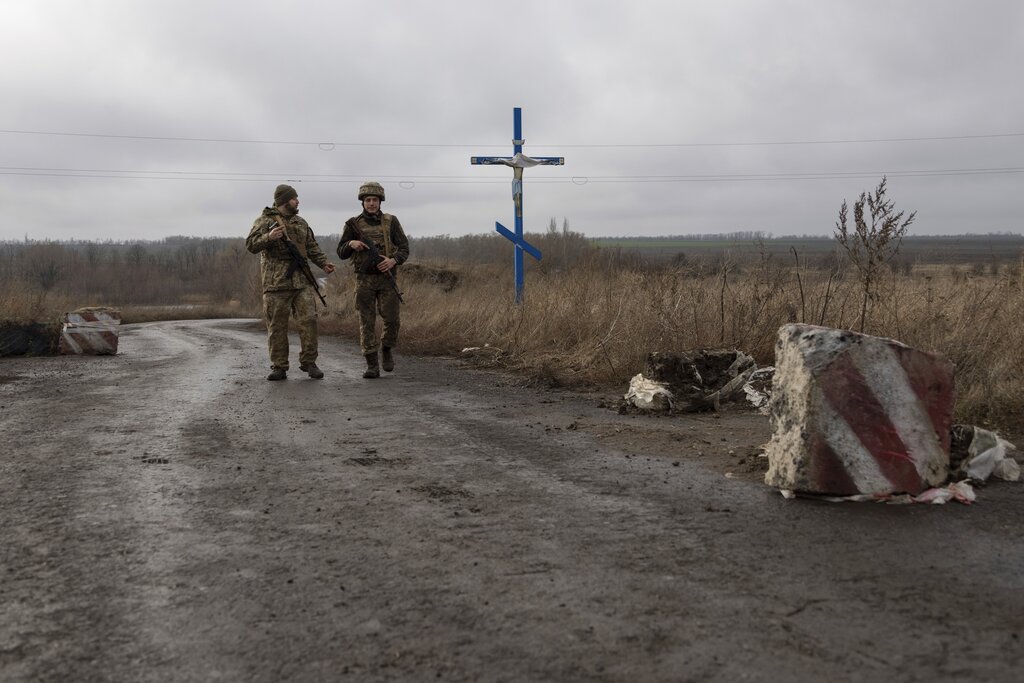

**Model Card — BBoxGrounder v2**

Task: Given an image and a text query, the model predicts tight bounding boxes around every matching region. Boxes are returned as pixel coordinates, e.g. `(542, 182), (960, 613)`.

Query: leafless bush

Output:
(835, 176), (916, 332)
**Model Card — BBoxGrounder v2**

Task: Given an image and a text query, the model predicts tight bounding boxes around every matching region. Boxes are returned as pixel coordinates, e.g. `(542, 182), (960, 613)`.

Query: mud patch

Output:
(345, 451), (409, 467)
(180, 418), (233, 457)
(347, 456), (383, 466)
(411, 483), (473, 500)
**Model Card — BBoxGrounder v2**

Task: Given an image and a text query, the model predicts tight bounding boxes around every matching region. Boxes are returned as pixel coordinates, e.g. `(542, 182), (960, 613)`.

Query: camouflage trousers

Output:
(263, 288), (318, 370)
(354, 273), (401, 355)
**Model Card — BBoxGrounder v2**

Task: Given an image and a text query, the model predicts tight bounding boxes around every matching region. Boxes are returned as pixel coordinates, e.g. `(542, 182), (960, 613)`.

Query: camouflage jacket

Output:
(336, 212), (409, 274)
(246, 208), (331, 292)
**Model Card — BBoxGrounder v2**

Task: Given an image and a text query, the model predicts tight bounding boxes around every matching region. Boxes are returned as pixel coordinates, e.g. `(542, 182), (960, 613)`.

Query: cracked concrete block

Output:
(764, 324), (954, 495)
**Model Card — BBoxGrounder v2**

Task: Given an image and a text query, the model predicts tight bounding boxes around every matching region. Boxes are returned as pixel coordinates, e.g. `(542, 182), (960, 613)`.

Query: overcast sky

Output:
(2, 0), (1022, 242)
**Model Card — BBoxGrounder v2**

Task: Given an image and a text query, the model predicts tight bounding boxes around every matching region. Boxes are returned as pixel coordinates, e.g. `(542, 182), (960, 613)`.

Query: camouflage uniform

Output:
(337, 211), (409, 355)
(246, 207), (331, 371)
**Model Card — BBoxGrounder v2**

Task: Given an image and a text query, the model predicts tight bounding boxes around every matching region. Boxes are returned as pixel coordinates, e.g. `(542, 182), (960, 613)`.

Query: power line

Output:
(0, 129), (459, 149)
(0, 170), (500, 183)
(557, 133), (1024, 148)
(0, 166), (481, 178)
(2, 165), (1023, 183)
(2, 128), (1023, 149)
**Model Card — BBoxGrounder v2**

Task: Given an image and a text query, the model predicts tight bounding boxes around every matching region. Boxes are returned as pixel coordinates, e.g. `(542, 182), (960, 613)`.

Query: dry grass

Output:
(4, 241), (1022, 431)
(0, 280), (76, 325)
(117, 301), (254, 323)
(319, 257), (1024, 430)
(0, 281), (252, 325)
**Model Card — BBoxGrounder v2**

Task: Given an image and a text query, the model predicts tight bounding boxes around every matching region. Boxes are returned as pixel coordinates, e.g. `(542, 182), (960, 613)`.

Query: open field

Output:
(3, 231), (1023, 430)
(592, 234), (1024, 267)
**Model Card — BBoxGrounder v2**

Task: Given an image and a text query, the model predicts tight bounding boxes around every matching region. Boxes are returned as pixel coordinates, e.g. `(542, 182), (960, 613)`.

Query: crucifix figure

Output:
(471, 107), (564, 303)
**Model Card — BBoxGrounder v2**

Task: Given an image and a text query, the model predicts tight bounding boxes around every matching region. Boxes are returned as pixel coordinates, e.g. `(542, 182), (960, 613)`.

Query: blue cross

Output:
(471, 107), (564, 303)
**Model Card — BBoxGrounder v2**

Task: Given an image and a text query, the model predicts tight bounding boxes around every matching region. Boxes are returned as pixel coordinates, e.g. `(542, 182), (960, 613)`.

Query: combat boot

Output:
(267, 368), (287, 381)
(381, 346), (395, 372)
(363, 352), (380, 379)
(300, 362), (324, 379)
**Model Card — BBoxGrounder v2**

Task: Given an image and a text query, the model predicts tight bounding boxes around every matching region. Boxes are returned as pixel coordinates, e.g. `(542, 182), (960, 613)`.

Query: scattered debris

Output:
(913, 481), (977, 505)
(780, 480), (979, 505)
(461, 343), (503, 356)
(622, 349), (760, 413)
(742, 366), (774, 414)
(624, 374), (674, 411)
(950, 424), (1020, 482)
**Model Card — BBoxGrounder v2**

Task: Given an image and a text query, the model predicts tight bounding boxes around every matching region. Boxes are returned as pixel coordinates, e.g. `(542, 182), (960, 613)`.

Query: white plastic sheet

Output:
(963, 427), (1020, 482)
(742, 366), (774, 414)
(623, 374), (673, 411)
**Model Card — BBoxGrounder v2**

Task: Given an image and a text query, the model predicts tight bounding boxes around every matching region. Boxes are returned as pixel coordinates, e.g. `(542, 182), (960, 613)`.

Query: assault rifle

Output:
(270, 215), (327, 306)
(349, 222), (405, 304)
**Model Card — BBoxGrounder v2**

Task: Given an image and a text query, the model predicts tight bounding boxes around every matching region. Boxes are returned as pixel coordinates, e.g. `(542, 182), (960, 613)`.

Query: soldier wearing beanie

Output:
(273, 183), (298, 207)
(246, 184), (336, 381)
(336, 181), (410, 378)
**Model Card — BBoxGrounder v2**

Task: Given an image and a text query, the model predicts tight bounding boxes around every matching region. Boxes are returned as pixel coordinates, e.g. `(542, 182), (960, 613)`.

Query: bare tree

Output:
(23, 244), (66, 293)
(127, 243), (147, 266)
(834, 176), (916, 332)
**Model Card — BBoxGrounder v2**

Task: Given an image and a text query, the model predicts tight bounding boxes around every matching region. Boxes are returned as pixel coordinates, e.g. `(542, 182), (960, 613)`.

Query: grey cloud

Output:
(2, 0), (1022, 241)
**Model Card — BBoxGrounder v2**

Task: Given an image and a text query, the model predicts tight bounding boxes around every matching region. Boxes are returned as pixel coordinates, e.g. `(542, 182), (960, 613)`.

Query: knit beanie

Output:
(274, 184), (298, 206)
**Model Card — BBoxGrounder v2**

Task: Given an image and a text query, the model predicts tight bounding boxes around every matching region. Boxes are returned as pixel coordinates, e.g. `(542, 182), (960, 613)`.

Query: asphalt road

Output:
(1, 319), (1022, 682)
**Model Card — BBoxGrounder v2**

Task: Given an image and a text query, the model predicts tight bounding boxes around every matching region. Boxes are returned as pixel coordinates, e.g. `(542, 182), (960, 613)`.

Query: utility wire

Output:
(0, 166), (480, 178)
(2, 128), (1024, 148)
(2, 165), (1023, 183)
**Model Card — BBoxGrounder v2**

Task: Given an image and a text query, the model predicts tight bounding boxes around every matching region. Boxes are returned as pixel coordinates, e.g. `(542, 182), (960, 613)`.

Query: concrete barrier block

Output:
(764, 324), (954, 495)
(58, 307), (122, 355)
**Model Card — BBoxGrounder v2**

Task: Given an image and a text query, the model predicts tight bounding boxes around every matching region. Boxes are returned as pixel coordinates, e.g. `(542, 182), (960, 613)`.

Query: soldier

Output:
(246, 184), (336, 381)
(336, 181), (410, 379)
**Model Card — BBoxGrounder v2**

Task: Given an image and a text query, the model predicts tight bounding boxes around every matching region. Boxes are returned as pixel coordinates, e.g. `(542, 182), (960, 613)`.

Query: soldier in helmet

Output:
(247, 184), (336, 381)
(336, 181), (410, 378)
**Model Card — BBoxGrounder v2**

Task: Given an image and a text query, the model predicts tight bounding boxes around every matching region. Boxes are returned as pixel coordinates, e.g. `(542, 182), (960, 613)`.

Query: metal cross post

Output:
(471, 107), (564, 303)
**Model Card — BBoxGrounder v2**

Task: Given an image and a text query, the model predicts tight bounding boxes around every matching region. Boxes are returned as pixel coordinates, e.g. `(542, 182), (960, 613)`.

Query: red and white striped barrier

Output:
(764, 324), (954, 496)
(58, 308), (122, 355)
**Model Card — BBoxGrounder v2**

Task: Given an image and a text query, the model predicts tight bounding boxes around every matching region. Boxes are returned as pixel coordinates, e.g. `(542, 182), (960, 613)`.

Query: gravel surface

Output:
(1, 319), (1022, 682)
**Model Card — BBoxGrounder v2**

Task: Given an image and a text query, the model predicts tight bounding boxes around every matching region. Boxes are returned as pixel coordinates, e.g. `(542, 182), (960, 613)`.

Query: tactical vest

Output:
(350, 214), (394, 274)
(354, 213), (394, 257)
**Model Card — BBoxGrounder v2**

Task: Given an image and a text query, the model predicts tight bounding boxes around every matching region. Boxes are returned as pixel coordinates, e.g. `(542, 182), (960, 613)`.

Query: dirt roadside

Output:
(1, 319), (1022, 682)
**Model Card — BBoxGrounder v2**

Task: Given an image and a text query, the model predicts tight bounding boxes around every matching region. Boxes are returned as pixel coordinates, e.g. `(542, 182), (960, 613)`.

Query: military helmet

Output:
(358, 181), (385, 202)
